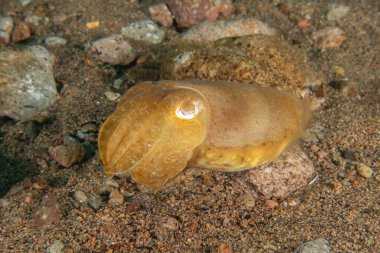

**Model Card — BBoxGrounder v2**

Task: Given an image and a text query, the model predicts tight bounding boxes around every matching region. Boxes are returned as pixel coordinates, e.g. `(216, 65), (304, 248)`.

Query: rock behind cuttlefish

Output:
(98, 80), (312, 190)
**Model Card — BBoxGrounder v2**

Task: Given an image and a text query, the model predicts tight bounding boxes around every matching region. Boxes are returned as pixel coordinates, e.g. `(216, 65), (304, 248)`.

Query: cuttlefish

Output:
(98, 80), (311, 190)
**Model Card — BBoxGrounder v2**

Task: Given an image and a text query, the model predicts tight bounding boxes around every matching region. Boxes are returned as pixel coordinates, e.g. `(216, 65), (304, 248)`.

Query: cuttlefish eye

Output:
(175, 100), (200, 120)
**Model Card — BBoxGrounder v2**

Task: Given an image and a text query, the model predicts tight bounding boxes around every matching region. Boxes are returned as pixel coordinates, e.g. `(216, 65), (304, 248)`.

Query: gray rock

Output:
(238, 146), (315, 199)
(121, 20), (165, 44)
(0, 17), (14, 44)
(44, 36), (68, 47)
(19, 0), (32, 6)
(74, 190), (87, 204)
(181, 18), (275, 43)
(327, 5), (350, 21)
(87, 194), (102, 210)
(46, 240), (65, 253)
(295, 238), (331, 253)
(90, 35), (137, 65)
(0, 46), (57, 121)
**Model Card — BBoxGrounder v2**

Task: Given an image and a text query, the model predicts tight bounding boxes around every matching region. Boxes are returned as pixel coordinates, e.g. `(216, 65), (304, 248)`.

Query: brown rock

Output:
(126, 200), (142, 213)
(90, 35), (138, 65)
(108, 189), (124, 205)
(48, 142), (85, 168)
(149, 3), (173, 27)
(265, 199), (279, 209)
(12, 22), (32, 43)
(218, 243), (232, 253)
(357, 164), (373, 179)
(237, 146), (314, 199)
(33, 193), (61, 227)
(167, 0), (234, 28)
(312, 27), (346, 49)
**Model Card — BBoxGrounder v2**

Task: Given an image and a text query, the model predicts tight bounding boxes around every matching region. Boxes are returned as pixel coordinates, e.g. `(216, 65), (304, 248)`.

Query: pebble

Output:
(105, 91), (121, 101)
(312, 27), (346, 49)
(121, 20), (165, 44)
(238, 147), (314, 199)
(0, 198), (10, 207)
(159, 216), (180, 230)
(87, 194), (102, 211)
(86, 21), (99, 29)
(105, 179), (119, 188)
(167, 0), (234, 28)
(295, 238), (331, 253)
(241, 194), (255, 209)
(108, 189), (124, 205)
(218, 243), (233, 253)
(74, 191), (88, 204)
(0, 17), (14, 44)
(12, 22), (32, 43)
(44, 36), (68, 47)
(19, 0), (32, 6)
(33, 193), (61, 227)
(265, 199), (279, 209)
(181, 18), (275, 43)
(77, 122), (98, 140)
(90, 35), (138, 65)
(327, 5), (350, 21)
(149, 3), (173, 27)
(47, 240), (65, 253)
(0, 46), (57, 121)
(329, 80), (359, 97)
(288, 199), (299, 207)
(48, 142), (86, 168)
(357, 164), (373, 179)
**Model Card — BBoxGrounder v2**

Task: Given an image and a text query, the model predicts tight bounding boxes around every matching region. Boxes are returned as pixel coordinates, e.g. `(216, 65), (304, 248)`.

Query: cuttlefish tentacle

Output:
(98, 80), (311, 190)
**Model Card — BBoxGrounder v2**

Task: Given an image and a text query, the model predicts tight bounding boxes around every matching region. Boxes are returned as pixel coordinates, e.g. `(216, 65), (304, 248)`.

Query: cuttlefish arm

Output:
(98, 80), (311, 190)
(98, 82), (209, 189)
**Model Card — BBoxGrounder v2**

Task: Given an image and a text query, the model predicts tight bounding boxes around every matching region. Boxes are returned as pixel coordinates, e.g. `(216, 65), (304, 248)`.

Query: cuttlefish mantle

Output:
(98, 80), (311, 190)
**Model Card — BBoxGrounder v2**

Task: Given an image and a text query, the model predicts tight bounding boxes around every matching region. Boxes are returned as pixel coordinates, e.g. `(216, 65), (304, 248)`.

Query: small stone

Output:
(33, 193), (61, 227)
(126, 200), (142, 213)
(218, 243), (232, 253)
(149, 3), (173, 27)
(108, 189), (124, 205)
(298, 19), (312, 29)
(105, 179), (119, 188)
(312, 27), (346, 49)
(0, 198), (10, 207)
(12, 22), (32, 43)
(375, 174), (380, 182)
(90, 35), (138, 65)
(19, 0), (32, 6)
(265, 199), (279, 209)
(74, 191), (87, 204)
(329, 80), (359, 97)
(77, 123), (98, 140)
(113, 78), (124, 89)
(87, 194), (102, 210)
(105, 91), (121, 101)
(188, 222), (198, 232)
(48, 142), (85, 168)
(241, 194), (255, 209)
(24, 191), (39, 203)
(44, 36), (68, 47)
(357, 164), (373, 179)
(159, 216), (180, 230)
(327, 5), (350, 21)
(86, 21), (99, 29)
(295, 238), (331, 253)
(47, 240), (65, 253)
(181, 18), (275, 43)
(0, 17), (14, 44)
(288, 199), (298, 207)
(332, 66), (345, 76)
(0, 46), (57, 120)
(121, 20), (165, 44)
(25, 14), (42, 27)
(167, 0), (234, 28)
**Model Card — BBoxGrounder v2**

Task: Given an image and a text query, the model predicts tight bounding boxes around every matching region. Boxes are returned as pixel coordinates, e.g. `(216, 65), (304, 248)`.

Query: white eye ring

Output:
(176, 103), (199, 120)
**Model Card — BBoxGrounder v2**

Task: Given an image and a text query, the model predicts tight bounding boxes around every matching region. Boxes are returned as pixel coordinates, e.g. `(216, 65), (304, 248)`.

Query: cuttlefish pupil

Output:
(98, 80), (311, 190)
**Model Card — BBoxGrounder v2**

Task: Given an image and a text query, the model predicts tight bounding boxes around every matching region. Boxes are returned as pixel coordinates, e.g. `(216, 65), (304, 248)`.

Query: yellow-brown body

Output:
(98, 80), (310, 189)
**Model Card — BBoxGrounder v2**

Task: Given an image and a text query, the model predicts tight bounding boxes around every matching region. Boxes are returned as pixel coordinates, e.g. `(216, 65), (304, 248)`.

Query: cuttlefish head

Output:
(98, 82), (208, 190)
